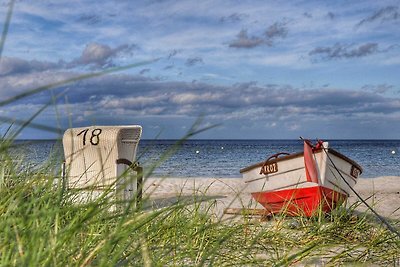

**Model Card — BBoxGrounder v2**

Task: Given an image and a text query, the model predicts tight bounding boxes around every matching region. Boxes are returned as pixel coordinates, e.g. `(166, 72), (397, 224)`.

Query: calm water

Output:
(9, 139), (400, 178)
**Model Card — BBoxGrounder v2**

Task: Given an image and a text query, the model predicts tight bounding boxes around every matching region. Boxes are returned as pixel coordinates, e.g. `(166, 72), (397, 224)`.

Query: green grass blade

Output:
(0, 0), (15, 61)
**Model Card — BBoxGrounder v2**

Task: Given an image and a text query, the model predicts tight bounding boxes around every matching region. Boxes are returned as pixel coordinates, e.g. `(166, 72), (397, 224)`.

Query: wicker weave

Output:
(62, 125), (142, 202)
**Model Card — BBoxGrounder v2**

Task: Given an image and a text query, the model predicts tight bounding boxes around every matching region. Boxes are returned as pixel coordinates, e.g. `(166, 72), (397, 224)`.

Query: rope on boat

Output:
(321, 144), (400, 239)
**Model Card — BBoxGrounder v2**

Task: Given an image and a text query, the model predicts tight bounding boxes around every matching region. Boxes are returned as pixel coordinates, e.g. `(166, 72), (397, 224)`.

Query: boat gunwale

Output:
(239, 148), (363, 175)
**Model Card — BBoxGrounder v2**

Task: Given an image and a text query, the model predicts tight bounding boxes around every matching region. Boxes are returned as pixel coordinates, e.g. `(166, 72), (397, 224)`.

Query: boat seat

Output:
(62, 125), (143, 207)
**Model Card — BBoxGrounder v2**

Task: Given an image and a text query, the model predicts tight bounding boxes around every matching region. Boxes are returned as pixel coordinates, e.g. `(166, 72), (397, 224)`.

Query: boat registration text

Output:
(260, 162), (278, 175)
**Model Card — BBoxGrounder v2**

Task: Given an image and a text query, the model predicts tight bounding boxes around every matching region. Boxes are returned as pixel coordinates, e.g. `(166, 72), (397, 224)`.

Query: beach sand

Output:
(143, 176), (400, 219)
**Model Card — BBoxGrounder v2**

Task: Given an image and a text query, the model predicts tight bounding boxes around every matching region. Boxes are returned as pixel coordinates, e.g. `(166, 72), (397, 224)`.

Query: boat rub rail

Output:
(239, 148), (363, 176)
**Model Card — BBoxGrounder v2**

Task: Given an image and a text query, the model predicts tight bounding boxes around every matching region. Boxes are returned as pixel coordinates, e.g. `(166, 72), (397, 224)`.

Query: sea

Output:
(8, 139), (400, 178)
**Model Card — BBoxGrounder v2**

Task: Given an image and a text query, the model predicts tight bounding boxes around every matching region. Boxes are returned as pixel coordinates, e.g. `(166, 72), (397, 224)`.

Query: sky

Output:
(0, 0), (399, 139)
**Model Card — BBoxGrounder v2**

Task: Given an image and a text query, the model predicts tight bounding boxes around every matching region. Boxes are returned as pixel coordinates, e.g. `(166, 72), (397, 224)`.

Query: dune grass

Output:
(0, 137), (399, 266)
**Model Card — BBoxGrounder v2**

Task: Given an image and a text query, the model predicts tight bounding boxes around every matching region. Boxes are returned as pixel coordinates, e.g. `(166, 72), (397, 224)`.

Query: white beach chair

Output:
(62, 125), (143, 207)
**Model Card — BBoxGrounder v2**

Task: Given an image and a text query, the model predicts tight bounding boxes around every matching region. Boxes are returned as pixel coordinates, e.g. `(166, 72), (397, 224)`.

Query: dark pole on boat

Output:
(319, 142), (400, 239)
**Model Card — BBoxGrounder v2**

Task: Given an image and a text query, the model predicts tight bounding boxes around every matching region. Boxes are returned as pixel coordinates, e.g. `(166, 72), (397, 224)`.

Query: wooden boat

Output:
(240, 140), (362, 217)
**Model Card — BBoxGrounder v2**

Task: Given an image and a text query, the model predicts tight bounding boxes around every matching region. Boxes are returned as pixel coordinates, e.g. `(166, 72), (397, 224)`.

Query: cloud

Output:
(229, 21), (288, 49)
(220, 13), (247, 23)
(228, 29), (264, 49)
(140, 68), (151, 75)
(356, 6), (400, 27)
(34, 75), (400, 120)
(0, 70), (80, 103)
(167, 49), (181, 59)
(0, 57), (61, 76)
(326, 12), (335, 20)
(70, 43), (137, 68)
(185, 57), (204, 67)
(2, 62), (400, 139)
(0, 42), (139, 77)
(3, 1), (400, 139)
(264, 22), (288, 46)
(361, 84), (394, 94)
(309, 42), (379, 61)
(77, 13), (102, 25)
(0, 41), (144, 97)
(4, 64), (399, 120)
(5, 65), (399, 119)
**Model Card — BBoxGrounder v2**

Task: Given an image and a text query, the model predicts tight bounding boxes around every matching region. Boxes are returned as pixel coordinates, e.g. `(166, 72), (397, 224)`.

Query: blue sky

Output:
(0, 0), (399, 139)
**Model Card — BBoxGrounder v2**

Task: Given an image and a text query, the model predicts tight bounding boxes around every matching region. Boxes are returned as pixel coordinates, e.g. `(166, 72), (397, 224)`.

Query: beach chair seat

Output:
(62, 125), (142, 206)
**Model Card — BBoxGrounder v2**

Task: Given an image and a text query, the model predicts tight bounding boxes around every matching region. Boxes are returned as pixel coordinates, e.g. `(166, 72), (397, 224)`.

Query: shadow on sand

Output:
(142, 195), (227, 210)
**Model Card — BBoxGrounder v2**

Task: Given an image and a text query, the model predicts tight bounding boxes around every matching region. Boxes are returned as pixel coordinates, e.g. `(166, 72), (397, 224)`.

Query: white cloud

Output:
(250, 53), (305, 67)
(98, 95), (168, 109)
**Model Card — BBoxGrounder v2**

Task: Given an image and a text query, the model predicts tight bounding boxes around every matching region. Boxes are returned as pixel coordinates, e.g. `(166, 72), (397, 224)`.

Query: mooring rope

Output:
(321, 144), (400, 239)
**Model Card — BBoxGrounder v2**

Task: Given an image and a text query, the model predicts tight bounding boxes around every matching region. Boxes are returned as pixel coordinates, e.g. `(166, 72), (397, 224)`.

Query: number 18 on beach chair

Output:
(62, 125), (143, 208)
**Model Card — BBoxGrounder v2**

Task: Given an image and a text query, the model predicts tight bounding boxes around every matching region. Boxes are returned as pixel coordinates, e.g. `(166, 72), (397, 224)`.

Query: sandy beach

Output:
(143, 176), (400, 219)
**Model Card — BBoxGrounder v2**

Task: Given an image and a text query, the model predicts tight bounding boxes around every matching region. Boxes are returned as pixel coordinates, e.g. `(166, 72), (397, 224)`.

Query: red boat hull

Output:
(251, 186), (347, 217)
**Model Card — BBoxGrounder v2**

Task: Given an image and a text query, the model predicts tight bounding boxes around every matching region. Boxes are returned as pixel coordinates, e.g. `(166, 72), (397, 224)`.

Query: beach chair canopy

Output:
(62, 125), (142, 189)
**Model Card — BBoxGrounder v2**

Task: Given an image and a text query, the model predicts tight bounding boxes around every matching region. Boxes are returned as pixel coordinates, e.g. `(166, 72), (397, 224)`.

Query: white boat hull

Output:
(240, 142), (362, 216)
